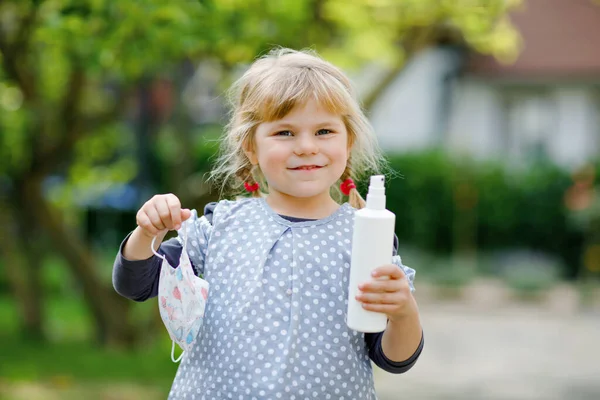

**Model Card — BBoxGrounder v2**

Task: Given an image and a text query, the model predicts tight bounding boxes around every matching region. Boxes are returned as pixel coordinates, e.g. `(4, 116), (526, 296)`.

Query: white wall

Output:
(445, 81), (505, 159)
(369, 48), (461, 151)
(446, 80), (599, 169)
(549, 87), (599, 169)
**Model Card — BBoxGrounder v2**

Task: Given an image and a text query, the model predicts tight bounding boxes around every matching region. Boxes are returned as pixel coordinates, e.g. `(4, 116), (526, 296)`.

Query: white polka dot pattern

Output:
(176, 209), (212, 277)
(168, 198), (395, 399)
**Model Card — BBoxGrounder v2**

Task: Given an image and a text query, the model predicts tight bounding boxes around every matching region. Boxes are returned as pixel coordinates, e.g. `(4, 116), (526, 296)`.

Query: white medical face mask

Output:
(152, 229), (209, 362)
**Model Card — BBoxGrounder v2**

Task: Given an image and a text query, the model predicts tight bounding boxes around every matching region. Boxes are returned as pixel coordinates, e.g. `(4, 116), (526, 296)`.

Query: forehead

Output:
(275, 98), (344, 124)
(250, 65), (350, 123)
(258, 92), (346, 122)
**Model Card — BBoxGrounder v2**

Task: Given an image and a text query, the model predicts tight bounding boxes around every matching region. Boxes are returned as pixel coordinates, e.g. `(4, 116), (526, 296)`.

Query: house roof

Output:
(467, 0), (600, 79)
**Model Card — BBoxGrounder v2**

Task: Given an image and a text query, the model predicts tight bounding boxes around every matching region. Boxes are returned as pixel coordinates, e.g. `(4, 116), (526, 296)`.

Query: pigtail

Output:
(236, 164), (262, 198)
(348, 187), (366, 209)
(340, 167), (366, 209)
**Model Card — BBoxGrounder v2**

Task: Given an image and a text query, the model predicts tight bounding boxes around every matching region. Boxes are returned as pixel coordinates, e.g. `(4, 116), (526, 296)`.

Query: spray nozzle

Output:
(369, 175), (385, 189)
(366, 175), (386, 209)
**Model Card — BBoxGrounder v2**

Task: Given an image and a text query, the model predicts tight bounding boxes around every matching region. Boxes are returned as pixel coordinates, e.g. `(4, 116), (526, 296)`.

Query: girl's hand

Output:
(355, 264), (415, 323)
(136, 194), (192, 238)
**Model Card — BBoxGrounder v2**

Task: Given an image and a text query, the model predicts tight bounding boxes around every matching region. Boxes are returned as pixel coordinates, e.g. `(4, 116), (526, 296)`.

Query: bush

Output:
(384, 150), (585, 279)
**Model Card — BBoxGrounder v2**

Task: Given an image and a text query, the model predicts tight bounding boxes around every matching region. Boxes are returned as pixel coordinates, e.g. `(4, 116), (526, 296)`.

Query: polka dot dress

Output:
(168, 198), (379, 399)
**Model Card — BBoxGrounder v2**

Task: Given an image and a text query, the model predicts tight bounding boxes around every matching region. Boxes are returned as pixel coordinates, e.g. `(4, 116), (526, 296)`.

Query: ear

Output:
(346, 130), (354, 158)
(243, 141), (259, 166)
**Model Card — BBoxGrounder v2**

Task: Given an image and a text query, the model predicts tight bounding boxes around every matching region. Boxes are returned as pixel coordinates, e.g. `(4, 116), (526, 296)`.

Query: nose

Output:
(294, 134), (319, 155)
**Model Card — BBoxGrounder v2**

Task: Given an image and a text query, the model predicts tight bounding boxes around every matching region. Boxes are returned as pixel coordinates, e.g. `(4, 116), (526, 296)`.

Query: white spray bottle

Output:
(347, 175), (396, 332)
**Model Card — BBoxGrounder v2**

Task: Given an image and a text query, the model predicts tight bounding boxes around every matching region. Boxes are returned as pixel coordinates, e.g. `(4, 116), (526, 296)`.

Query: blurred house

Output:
(371, 0), (600, 170)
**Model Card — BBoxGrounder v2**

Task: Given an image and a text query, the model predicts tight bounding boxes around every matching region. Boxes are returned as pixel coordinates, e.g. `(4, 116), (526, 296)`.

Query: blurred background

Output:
(1, 0), (599, 399)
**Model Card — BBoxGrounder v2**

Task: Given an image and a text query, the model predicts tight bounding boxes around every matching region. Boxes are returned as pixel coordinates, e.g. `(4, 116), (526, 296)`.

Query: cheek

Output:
(258, 143), (289, 166)
(331, 139), (350, 164)
(340, 141), (350, 160)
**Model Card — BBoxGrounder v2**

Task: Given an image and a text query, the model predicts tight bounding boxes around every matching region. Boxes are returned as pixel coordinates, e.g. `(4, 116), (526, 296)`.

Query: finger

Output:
(358, 278), (405, 293)
(356, 291), (401, 305)
(154, 197), (174, 230)
(361, 303), (398, 314)
(181, 208), (192, 222)
(145, 203), (166, 231)
(137, 211), (160, 236)
(165, 194), (182, 230)
(372, 264), (406, 280)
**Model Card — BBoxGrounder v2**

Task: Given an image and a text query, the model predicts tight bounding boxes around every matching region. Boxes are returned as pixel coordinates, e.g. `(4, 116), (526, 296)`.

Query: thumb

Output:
(181, 208), (192, 221)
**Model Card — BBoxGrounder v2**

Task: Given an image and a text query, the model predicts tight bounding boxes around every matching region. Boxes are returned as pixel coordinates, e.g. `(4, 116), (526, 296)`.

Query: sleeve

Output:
(365, 331), (424, 374)
(111, 202), (216, 302)
(112, 234), (184, 302)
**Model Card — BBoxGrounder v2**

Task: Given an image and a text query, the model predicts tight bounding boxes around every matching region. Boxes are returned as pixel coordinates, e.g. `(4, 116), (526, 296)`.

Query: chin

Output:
(266, 181), (324, 198)
(285, 183), (334, 199)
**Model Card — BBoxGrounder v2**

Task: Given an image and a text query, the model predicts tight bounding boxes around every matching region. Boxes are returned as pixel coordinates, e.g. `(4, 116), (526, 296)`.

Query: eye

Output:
(316, 129), (333, 136)
(274, 130), (293, 137)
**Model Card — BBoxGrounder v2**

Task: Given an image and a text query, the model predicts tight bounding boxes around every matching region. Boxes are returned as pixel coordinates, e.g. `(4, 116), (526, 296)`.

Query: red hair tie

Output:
(340, 178), (356, 196)
(244, 182), (260, 192)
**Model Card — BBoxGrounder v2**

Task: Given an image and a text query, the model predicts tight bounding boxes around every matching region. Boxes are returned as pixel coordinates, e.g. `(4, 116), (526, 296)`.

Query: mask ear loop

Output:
(171, 340), (184, 363)
(151, 235), (167, 261)
(150, 224), (189, 260)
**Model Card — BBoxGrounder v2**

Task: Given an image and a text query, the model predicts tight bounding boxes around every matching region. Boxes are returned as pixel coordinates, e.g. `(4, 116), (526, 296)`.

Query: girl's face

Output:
(247, 98), (351, 202)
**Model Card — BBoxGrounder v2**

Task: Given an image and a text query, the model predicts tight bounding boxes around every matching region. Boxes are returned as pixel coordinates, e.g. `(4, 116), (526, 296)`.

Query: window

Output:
(501, 88), (557, 164)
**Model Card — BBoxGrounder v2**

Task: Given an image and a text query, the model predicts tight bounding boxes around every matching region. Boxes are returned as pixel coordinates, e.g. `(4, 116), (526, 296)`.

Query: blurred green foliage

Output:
(0, 0), (523, 194)
(0, 297), (175, 395)
(384, 151), (583, 279)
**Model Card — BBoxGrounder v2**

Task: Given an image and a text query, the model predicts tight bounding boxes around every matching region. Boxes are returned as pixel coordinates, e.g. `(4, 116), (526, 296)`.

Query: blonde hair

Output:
(210, 47), (385, 209)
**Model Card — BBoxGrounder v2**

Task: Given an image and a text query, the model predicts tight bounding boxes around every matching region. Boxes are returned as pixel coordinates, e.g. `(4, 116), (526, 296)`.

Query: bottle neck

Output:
(366, 194), (386, 210)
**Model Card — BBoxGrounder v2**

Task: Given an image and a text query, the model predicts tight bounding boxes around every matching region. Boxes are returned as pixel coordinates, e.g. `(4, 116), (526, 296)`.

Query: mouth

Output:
(288, 165), (324, 171)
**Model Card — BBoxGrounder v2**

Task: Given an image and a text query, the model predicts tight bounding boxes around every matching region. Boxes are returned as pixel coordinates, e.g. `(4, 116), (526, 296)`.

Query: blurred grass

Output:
(0, 382), (165, 400)
(0, 295), (177, 399)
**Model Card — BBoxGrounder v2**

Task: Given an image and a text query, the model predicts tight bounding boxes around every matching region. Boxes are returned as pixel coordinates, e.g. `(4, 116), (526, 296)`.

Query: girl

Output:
(113, 48), (423, 400)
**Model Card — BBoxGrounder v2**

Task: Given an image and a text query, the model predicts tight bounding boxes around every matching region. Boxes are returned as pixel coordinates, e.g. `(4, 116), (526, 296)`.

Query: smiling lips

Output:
(289, 165), (323, 171)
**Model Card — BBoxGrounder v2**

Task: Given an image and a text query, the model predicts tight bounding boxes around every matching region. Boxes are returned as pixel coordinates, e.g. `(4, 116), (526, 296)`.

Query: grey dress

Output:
(114, 197), (419, 400)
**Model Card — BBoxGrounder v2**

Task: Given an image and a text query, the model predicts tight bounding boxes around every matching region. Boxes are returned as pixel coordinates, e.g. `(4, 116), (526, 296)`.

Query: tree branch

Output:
(362, 63), (405, 112)
(362, 25), (453, 112)
(34, 64), (86, 176)
(0, 1), (43, 100)
(0, 31), (35, 100)
(14, 1), (42, 55)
